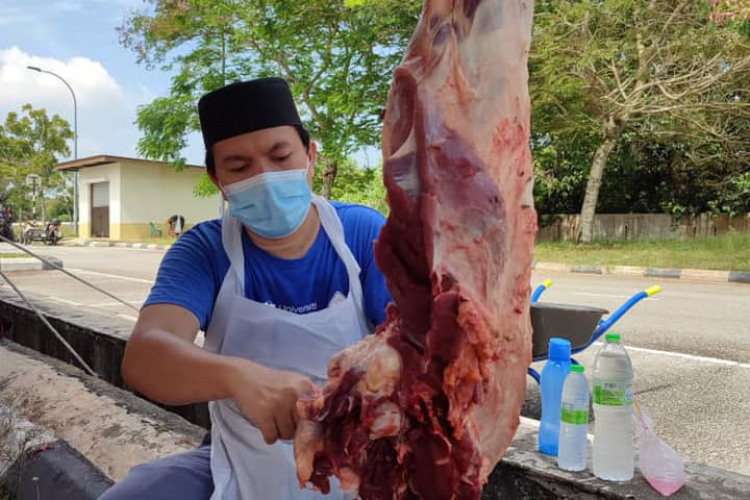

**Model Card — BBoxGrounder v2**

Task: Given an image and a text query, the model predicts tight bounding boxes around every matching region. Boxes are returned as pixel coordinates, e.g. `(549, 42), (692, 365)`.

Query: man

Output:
(167, 214), (185, 237)
(100, 77), (391, 500)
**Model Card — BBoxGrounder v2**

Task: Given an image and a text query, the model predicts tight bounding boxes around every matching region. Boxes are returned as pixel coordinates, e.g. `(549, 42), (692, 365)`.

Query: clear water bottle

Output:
(539, 338), (572, 456)
(557, 365), (590, 472)
(593, 333), (634, 481)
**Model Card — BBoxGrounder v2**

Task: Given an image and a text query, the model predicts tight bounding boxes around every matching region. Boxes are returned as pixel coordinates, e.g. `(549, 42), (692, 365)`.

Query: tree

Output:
(0, 104), (73, 220)
(119, 0), (421, 195)
(532, 0), (750, 242)
(312, 157), (388, 215)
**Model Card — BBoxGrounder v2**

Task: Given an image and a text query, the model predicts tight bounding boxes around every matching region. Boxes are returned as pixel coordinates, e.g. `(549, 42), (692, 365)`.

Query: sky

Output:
(0, 0), (205, 165)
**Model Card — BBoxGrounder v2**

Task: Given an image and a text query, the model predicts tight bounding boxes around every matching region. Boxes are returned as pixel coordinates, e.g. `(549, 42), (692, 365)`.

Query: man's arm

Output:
(122, 303), (236, 405)
(122, 303), (313, 443)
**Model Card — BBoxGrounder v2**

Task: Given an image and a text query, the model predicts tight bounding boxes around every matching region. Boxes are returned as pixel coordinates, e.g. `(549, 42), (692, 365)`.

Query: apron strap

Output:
(311, 196), (370, 332)
(221, 211), (246, 295)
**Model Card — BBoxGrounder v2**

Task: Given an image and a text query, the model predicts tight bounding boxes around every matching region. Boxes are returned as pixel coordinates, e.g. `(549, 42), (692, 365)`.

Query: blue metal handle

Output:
(531, 279), (553, 303)
(592, 285), (662, 342)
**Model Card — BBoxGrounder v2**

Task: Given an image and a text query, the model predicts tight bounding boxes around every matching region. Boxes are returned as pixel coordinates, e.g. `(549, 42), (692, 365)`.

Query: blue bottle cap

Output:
(548, 337), (571, 360)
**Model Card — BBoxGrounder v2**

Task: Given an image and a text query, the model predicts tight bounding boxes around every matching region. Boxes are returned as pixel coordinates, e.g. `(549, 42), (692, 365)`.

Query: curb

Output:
(0, 256), (63, 272)
(533, 261), (750, 285)
(71, 239), (171, 251)
(1, 440), (113, 500)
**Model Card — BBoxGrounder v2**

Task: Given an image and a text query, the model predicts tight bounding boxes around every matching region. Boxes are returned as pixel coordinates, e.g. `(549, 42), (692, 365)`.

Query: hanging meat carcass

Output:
(295, 1), (537, 498)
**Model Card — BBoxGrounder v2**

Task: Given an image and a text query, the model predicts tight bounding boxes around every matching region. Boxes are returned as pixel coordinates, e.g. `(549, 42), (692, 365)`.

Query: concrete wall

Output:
(75, 161), (221, 240)
(537, 213), (750, 242)
(118, 161), (221, 239)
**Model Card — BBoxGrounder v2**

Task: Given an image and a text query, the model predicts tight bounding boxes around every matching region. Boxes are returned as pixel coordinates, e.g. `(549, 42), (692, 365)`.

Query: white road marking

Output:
(89, 300), (143, 307)
(47, 297), (82, 306)
(591, 341), (750, 369)
(66, 268), (155, 284)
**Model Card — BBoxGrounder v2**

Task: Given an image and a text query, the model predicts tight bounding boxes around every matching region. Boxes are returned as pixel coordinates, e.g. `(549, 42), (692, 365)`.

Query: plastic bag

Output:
(634, 401), (685, 497)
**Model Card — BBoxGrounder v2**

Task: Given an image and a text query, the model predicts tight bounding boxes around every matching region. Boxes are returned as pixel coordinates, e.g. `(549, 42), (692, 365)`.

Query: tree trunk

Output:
(577, 117), (622, 244)
(320, 157), (338, 200)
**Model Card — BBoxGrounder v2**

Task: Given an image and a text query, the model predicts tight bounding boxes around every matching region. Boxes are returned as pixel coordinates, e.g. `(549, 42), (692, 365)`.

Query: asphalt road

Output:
(2, 243), (749, 476)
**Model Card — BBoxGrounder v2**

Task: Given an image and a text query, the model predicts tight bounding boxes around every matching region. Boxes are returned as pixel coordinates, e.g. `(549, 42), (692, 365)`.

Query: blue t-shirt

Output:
(144, 201), (392, 331)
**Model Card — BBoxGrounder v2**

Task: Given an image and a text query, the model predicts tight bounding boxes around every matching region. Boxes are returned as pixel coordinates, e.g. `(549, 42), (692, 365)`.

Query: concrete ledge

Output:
(0, 288), (209, 427)
(486, 417), (750, 499)
(2, 292), (750, 498)
(1, 440), (113, 500)
(1, 392), (111, 500)
(0, 256), (63, 271)
(0, 340), (204, 484)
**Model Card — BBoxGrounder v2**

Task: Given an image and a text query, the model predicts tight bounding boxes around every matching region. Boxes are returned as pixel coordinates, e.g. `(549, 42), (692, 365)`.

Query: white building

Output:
(56, 155), (221, 240)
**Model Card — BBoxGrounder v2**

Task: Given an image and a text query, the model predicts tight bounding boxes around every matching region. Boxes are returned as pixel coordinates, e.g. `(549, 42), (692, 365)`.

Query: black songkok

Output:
(198, 77), (303, 149)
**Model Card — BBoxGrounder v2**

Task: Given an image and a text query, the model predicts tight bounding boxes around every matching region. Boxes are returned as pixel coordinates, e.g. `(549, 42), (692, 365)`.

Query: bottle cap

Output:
(605, 333), (621, 342)
(548, 337), (571, 360)
(571, 365), (584, 373)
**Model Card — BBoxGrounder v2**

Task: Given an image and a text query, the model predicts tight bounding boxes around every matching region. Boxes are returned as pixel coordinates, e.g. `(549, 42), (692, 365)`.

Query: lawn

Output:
(533, 233), (750, 271)
(0, 253), (32, 259)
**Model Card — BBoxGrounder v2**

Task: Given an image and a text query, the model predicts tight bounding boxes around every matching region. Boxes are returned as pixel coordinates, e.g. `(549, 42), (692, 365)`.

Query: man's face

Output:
(210, 125), (315, 190)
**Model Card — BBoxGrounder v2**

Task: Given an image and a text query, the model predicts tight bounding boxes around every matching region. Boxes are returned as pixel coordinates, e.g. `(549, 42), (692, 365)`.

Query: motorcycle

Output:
(0, 211), (14, 242)
(21, 219), (62, 246)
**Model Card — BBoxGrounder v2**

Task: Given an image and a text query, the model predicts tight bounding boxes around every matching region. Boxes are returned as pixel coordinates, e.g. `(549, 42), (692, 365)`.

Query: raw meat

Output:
(295, 0), (537, 498)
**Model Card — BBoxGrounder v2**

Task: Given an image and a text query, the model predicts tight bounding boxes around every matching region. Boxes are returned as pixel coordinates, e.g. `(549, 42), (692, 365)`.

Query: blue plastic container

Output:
(538, 337), (572, 456)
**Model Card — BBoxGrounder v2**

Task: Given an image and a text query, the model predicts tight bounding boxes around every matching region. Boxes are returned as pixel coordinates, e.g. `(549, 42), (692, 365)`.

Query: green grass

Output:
(0, 253), (31, 259)
(534, 233), (750, 271)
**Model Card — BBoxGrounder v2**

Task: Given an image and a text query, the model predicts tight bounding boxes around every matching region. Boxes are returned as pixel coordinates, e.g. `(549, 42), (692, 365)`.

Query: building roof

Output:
(55, 155), (204, 171)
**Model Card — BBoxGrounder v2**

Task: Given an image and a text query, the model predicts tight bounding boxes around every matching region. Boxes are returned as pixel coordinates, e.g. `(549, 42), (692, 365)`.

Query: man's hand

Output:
(228, 358), (315, 445)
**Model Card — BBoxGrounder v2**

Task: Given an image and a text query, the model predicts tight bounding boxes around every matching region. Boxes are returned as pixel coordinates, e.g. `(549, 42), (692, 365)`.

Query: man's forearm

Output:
(122, 328), (243, 406)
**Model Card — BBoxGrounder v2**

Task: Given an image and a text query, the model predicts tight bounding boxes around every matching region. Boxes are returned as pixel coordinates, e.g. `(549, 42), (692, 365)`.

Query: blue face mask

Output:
(224, 166), (312, 239)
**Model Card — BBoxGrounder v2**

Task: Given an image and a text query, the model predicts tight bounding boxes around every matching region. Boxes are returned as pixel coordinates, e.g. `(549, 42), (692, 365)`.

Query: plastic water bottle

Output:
(557, 365), (590, 471)
(593, 333), (634, 481)
(539, 338), (571, 456)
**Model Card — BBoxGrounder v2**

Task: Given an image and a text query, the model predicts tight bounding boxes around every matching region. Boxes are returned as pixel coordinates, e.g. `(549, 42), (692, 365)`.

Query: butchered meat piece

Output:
(295, 1), (537, 498)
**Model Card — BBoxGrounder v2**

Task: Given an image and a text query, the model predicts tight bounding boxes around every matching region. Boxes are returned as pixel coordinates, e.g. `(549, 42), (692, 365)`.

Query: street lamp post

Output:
(26, 66), (79, 234)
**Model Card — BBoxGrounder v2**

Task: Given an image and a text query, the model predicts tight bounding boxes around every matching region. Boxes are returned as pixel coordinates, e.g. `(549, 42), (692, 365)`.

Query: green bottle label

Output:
(561, 404), (589, 425)
(593, 379), (633, 407)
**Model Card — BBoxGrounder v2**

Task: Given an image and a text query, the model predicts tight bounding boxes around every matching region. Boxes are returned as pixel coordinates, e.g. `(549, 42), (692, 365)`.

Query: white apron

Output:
(205, 196), (370, 500)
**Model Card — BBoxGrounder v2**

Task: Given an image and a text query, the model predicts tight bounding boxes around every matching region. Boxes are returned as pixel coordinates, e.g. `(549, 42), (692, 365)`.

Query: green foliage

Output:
(193, 172), (218, 199)
(122, 0), (750, 218)
(0, 104), (73, 219)
(119, 0), (421, 170)
(531, 0), (750, 220)
(45, 195), (73, 221)
(312, 157), (387, 214)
